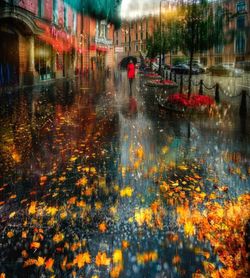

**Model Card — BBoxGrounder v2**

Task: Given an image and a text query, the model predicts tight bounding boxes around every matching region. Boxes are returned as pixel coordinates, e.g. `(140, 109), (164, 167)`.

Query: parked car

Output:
(207, 63), (244, 77)
(235, 61), (250, 72)
(171, 64), (199, 75)
(191, 62), (206, 74)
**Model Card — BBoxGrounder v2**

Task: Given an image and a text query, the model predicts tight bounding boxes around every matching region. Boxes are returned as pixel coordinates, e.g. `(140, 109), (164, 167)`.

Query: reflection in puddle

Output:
(0, 73), (249, 277)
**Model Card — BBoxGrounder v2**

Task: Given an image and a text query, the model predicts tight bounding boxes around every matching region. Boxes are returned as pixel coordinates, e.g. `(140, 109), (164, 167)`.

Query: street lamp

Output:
(159, 0), (168, 75)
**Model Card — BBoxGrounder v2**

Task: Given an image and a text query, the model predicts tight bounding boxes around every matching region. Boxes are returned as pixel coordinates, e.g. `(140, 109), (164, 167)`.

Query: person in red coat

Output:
(127, 60), (135, 96)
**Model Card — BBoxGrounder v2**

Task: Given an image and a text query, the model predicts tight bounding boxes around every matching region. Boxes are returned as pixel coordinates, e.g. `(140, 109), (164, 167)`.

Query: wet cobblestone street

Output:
(0, 71), (249, 278)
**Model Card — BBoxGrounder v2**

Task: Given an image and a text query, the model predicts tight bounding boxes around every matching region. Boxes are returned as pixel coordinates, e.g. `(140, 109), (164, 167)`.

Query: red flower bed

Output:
(144, 73), (161, 78)
(154, 79), (175, 85)
(167, 93), (214, 108)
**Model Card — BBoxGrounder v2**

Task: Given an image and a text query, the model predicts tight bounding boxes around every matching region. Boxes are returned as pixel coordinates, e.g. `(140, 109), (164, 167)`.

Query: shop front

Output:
(35, 20), (77, 79)
(35, 38), (53, 81)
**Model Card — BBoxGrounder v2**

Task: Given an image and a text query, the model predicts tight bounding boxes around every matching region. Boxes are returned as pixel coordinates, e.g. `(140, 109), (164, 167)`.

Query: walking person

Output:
(127, 60), (135, 96)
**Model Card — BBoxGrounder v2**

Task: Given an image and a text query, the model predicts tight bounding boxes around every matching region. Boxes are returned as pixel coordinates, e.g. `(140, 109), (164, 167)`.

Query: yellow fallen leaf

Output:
(36, 256), (45, 267)
(162, 146), (169, 154)
(184, 221), (196, 237)
(46, 207), (58, 216)
(178, 165), (188, 171)
(76, 176), (88, 187)
(70, 156), (77, 162)
(113, 249), (123, 264)
(53, 232), (64, 243)
(28, 201), (37, 215)
(9, 211), (16, 218)
(120, 186), (133, 197)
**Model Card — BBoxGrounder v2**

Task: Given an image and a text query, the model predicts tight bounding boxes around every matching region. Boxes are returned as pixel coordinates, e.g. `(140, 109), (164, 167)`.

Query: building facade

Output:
(114, 16), (156, 64)
(0, 0), (115, 87)
(114, 0), (250, 68)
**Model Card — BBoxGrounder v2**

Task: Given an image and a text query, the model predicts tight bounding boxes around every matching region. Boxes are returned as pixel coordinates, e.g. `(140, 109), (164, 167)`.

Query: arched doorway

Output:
(0, 6), (43, 86)
(0, 27), (19, 86)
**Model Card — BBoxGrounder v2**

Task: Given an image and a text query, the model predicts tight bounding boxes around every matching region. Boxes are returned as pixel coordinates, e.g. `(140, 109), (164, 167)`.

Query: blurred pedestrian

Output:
(127, 59), (135, 96)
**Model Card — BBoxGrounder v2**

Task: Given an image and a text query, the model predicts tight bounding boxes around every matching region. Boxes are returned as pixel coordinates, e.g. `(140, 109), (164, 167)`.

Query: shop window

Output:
(53, 0), (58, 24)
(235, 33), (246, 54)
(35, 39), (53, 80)
(237, 15), (245, 29)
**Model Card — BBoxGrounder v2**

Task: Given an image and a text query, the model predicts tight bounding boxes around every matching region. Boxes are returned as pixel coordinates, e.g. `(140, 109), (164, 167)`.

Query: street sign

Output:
(115, 47), (124, 53)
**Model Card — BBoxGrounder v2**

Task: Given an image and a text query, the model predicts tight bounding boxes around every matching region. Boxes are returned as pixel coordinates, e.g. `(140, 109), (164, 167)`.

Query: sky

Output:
(120, 0), (161, 19)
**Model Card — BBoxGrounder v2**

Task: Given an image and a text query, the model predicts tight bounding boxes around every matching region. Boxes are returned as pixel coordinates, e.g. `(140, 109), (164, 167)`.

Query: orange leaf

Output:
(98, 222), (107, 233)
(7, 231), (14, 238)
(30, 242), (40, 249)
(73, 252), (91, 268)
(122, 240), (129, 249)
(45, 258), (54, 271)
(172, 255), (181, 265)
(95, 252), (111, 267)
(53, 232), (64, 243)
(23, 259), (37, 268)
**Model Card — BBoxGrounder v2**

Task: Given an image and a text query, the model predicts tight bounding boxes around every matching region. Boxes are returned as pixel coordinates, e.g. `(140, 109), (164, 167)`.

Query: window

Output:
(215, 44), (223, 54)
(141, 32), (143, 40)
(235, 33), (246, 54)
(200, 57), (207, 66)
(215, 56), (222, 64)
(53, 0), (58, 24)
(135, 44), (138, 51)
(236, 1), (246, 13)
(73, 12), (77, 33)
(38, 0), (44, 17)
(98, 20), (107, 38)
(237, 15), (245, 29)
(116, 39), (118, 45)
(136, 33), (138, 40)
(64, 6), (68, 28)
